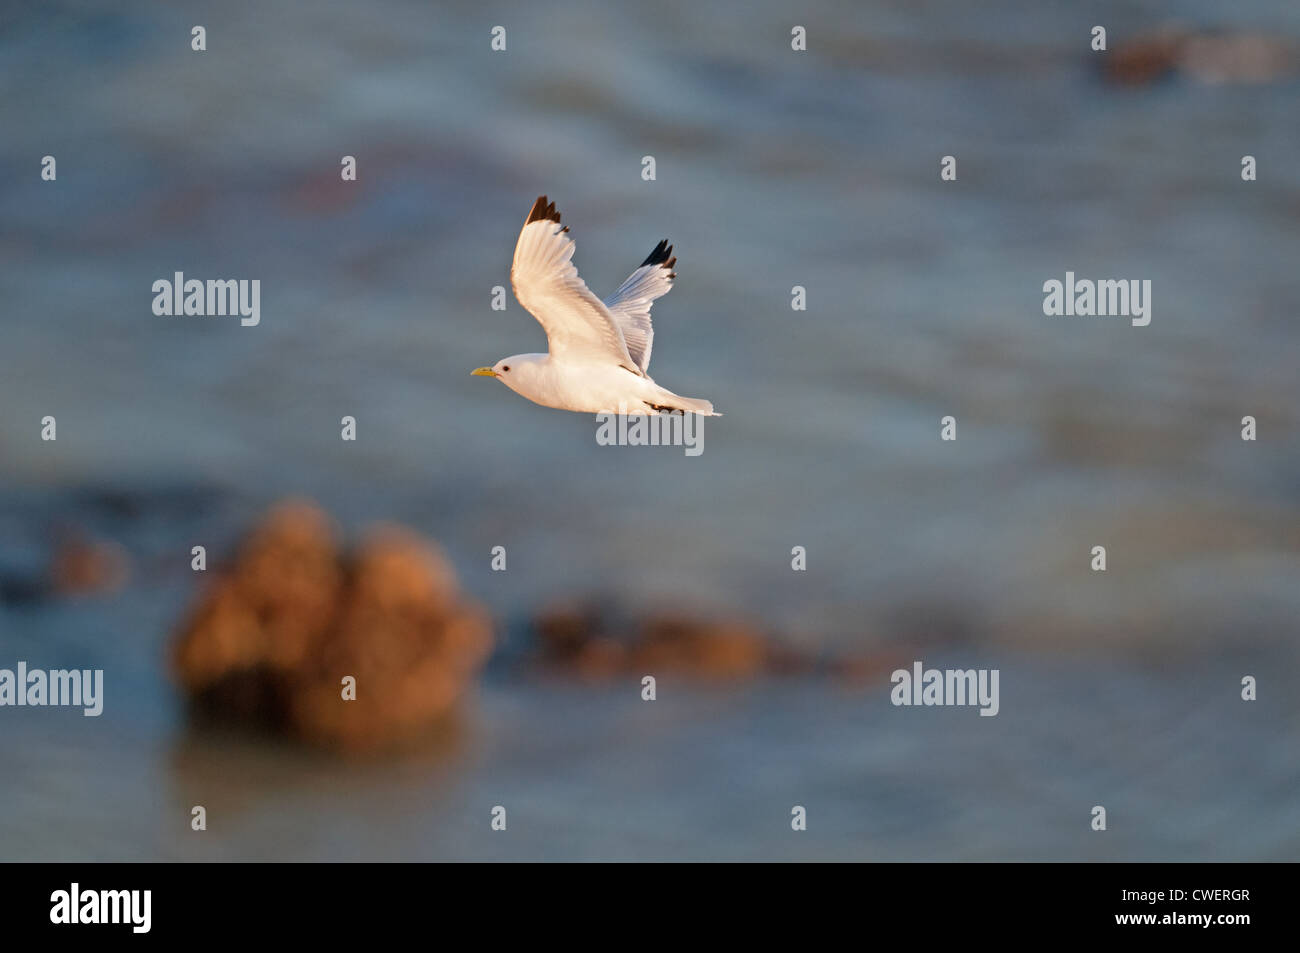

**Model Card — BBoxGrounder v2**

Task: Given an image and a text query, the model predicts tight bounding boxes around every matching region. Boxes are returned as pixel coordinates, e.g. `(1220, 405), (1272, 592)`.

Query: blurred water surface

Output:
(1, 0), (1297, 859)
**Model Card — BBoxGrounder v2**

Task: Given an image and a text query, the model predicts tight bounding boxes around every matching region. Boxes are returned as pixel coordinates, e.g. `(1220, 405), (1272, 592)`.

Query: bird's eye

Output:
(502, 365), (510, 372)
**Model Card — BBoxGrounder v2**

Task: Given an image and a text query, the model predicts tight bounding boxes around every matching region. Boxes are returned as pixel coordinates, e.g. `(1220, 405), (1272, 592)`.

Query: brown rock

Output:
(50, 534), (130, 596)
(534, 601), (606, 662)
(171, 501), (493, 752)
(172, 500), (339, 695)
(1105, 30), (1298, 87)
(533, 602), (774, 680)
(288, 527), (492, 751)
(631, 613), (768, 679)
(1105, 34), (1183, 86)
(571, 638), (629, 679)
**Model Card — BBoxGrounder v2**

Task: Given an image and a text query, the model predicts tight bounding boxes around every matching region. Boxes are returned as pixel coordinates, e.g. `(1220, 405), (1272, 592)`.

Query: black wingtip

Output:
(641, 239), (674, 268)
(526, 195), (562, 225)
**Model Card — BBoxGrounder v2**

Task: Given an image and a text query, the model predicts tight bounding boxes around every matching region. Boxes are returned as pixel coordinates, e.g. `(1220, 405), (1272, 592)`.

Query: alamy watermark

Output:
(50, 883), (150, 933)
(152, 272), (260, 326)
(890, 660), (999, 716)
(1043, 271), (1151, 326)
(595, 409), (705, 457)
(0, 661), (103, 716)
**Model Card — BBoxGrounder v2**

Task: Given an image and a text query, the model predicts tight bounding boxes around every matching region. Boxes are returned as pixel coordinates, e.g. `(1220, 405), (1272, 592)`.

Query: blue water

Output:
(1, 0), (1298, 860)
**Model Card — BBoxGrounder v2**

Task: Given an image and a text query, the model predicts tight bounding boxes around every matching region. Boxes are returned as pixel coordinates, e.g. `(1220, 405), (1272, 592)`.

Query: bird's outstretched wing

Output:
(511, 196), (642, 375)
(604, 240), (676, 374)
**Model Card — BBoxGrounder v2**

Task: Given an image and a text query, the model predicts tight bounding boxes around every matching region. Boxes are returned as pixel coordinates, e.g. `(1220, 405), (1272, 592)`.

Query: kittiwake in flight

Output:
(472, 196), (719, 416)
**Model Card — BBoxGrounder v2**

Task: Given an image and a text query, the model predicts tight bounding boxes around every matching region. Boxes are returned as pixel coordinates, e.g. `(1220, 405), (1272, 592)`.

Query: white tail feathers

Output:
(655, 394), (718, 416)
(681, 396), (718, 416)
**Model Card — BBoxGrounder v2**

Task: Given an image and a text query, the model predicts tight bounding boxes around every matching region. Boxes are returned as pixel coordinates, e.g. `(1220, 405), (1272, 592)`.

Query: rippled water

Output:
(1, 0), (1297, 860)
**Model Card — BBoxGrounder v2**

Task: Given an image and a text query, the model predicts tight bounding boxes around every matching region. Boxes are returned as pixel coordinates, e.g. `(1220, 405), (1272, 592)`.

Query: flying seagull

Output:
(472, 196), (719, 416)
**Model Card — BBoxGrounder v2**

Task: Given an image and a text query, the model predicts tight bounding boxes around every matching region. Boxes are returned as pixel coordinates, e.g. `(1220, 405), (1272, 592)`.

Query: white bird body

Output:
(490, 351), (712, 415)
(472, 196), (719, 416)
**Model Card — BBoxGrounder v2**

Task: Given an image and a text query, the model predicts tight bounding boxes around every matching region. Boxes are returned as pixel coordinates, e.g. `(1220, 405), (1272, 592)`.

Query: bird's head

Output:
(471, 354), (544, 393)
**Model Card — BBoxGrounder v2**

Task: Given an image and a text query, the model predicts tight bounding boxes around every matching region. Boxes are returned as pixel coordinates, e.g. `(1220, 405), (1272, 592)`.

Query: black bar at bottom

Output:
(2, 862), (1277, 940)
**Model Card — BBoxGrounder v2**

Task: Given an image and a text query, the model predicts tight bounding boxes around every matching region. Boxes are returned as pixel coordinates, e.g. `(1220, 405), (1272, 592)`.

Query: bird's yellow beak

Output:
(471, 367), (498, 378)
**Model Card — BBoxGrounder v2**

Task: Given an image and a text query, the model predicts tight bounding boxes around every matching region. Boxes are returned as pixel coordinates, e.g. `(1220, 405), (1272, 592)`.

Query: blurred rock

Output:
(172, 501), (492, 752)
(632, 613), (768, 679)
(287, 527), (491, 750)
(533, 602), (775, 680)
(534, 601), (608, 663)
(0, 531), (130, 605)
(1105, 33), (1183, 86)
(1105, 29), (1297, 86)
(50, 534), (131, 596)
(173, 501), (340, 696)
